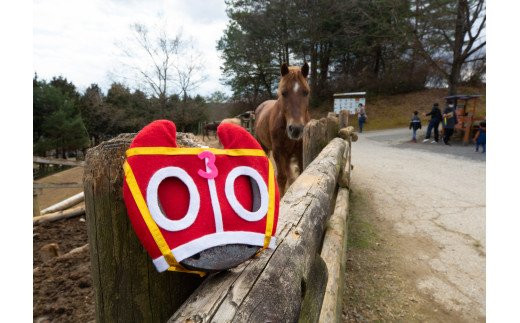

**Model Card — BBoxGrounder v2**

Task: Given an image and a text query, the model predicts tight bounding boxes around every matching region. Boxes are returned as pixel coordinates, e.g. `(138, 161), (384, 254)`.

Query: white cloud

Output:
(33, 0), (230, 96)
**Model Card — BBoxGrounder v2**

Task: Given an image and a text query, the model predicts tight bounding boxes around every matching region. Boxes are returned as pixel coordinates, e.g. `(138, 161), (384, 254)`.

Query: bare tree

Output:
(172, 40), (208, 102)
(114, 21), (207, 105)
(410, 0), (486, 94)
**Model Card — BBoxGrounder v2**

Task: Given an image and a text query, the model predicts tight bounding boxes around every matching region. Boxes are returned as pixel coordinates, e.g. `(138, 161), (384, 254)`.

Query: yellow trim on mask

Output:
(126, 147), (266, 158)
(263, 159), (276, 249)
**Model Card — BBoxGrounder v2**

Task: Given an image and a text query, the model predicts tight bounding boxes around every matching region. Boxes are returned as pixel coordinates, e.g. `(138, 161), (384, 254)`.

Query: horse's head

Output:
(278, 62), (310, 140)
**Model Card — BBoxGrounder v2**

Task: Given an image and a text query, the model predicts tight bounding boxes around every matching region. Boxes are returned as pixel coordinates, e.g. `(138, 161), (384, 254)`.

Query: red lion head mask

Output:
(122, 120), (280, 274)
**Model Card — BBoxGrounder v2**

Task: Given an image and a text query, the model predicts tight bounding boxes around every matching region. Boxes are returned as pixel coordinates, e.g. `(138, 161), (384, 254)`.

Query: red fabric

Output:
(123, 120), (279, 262)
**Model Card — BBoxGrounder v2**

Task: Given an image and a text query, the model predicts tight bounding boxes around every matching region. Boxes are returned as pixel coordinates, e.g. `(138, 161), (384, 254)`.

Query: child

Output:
(409, 111), (422, 142)
(474, 121), (486, 153)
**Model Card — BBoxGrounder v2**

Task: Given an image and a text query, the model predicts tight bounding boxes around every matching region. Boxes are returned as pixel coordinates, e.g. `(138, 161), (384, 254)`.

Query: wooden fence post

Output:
(302, 115), (339, 170)
(33, 189), (41, 218)
(84, 134), (203, 323)
(339, 110), (349, 129)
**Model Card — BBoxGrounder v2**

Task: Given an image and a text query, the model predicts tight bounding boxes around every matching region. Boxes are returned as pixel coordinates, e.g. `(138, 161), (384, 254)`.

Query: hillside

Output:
(313, 86), (486, 131)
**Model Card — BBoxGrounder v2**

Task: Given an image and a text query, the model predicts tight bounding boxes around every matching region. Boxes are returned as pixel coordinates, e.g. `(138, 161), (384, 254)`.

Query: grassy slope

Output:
(312, 86), (486, 131)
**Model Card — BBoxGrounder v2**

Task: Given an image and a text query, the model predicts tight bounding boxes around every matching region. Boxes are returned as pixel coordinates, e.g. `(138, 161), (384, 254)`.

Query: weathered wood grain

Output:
(170, 138), (346, 323)
(318, 188), (350, 323)
(338, 140), (351, 189)
(298, 254), (328, 323)
(84, 134), (203, 323)
(338, 110), (349, 129)
(302, 116), (339, 170)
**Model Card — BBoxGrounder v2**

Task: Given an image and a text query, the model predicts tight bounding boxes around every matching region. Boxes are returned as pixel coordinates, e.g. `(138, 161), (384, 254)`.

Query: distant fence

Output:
(33, 156), (85, 167)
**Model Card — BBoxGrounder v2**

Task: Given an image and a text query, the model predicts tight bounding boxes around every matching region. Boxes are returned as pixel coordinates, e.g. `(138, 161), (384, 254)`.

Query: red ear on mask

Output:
(217, 123), (262, 150)
(130, 119), (178, 148)
(122, 119), (279, 274)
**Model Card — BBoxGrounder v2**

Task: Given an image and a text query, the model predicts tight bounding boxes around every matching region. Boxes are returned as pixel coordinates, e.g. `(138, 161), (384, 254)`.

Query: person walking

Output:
(473, 121), (486, 153)
(442, 103), (458, 145)
(409, 111), (422, 142)
(422, 103), (442, 143)
(357, 103), (367, 133)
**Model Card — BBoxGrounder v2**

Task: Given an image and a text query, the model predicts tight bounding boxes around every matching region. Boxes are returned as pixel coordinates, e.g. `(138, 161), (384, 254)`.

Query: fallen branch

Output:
(33, 205), (85, 225)
(40, 192), (84, 215)
(59, 244), (89, 259)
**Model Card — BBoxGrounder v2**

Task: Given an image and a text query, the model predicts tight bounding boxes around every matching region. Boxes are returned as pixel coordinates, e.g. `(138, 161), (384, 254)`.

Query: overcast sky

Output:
(33, 0), (231, 96)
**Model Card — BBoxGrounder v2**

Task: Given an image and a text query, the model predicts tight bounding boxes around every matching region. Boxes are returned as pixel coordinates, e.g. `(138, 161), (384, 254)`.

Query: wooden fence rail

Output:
(33, 156), (85, 167)
(33, 182), (83, 189)
(169, 138), (346, 322)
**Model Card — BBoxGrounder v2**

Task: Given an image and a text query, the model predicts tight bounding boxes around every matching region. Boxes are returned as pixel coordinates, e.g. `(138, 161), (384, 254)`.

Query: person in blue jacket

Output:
(473, 121), (486, 153)
(357, 103), (367, 133)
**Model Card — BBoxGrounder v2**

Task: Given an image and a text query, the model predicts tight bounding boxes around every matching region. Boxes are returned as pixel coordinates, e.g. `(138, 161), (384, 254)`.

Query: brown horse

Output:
(255, 62), (310, 194)
(203, 121), (220, 140)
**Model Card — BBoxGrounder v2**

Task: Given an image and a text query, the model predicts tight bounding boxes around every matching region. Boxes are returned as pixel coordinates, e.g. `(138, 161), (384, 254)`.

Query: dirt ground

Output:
(33, 166), (94, 322)
(342, 128), (485, 322)
(33, 216), (93, 322)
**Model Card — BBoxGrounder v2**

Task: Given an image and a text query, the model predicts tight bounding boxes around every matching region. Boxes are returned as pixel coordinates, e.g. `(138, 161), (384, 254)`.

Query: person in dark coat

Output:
(409, 111), (422, 142)
(422, 103), (442, 143)
(357, 103), (367, 133)
(442, 103), (458, 145)
(473, 121), (486, 153)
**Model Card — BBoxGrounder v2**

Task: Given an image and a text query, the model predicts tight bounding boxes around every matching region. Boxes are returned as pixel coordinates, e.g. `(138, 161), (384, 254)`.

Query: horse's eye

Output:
(302, 90), (309, 97)
(282, 91), (288, 97)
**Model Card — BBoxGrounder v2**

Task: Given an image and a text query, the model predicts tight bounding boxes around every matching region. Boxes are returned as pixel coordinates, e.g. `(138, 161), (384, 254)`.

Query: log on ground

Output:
(40, 191), (85, 215)
(33, 205), (85, 225)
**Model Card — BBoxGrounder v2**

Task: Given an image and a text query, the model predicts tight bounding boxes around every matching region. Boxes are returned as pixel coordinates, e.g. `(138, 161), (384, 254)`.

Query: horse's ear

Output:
(281, 63), (289, 76)
(301, 62), (309, 78)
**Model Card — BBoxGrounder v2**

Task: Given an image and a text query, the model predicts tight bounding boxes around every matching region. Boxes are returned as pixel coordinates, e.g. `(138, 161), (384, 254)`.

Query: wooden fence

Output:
(83, 113), (355, 322)
(33, 156), (86, 217)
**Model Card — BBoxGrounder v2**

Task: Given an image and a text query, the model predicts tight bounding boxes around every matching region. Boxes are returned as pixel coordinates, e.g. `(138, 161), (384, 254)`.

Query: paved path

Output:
(351, 128), (485, 321)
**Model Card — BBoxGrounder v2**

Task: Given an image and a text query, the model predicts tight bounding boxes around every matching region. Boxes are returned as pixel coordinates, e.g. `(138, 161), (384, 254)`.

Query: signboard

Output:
(333, 92), (366, 114)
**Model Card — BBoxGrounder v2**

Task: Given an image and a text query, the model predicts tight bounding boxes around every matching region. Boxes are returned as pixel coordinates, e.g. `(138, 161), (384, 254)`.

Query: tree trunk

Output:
(318, 42), (332, 98)
(373, 44), (382, 77)
(449, 0), (466, 95)
(310, 43), (318, 96)
(448, 61), (462, 95)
